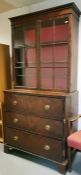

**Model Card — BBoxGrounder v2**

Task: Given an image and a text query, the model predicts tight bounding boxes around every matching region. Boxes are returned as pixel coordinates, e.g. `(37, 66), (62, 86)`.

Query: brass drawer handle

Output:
(44, 145), (50, 151)
(13, 136), (18, 141)
(12, 100), (18, 106)
(64, 20), (68, 24)
(44, 104), (50, 111)
(13, 118), (18, 123)
(63, 119), (66, 124)
(45, 125), (51, 131)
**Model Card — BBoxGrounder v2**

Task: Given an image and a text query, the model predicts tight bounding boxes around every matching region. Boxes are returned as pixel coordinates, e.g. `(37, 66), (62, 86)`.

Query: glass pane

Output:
(25, 48), (36, 67)
(14, 48), (24, 62)
(15, 75), (24, 86)
(14, 48), (24, 87)
(54, 68), (68, 90)
(25, 68), (37, 88)
(15, 68), (24, 75)
(54, 44), (68, 67)
(13, 26), (23, 47)
(40, 68), (53, 89)
(40, 47), (53, 67)
(40, 21), (53, 43)
(24, 29), (36, 45)
(55, 17), (69, 42)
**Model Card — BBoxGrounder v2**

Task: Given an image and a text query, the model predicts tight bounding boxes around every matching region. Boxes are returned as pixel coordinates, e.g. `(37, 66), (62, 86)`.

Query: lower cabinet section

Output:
(3, 90), (78, 174)
(4, 127), (66, 162)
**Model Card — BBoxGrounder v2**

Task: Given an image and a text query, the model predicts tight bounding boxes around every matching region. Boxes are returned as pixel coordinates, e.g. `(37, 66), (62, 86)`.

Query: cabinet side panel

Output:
(65, 91), (78, 117)
(65, 91), (78, 134)
(69, 15), (79, 92)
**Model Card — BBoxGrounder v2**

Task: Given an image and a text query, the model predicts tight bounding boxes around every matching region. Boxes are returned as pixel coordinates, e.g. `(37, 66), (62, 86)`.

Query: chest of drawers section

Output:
(3, 90), (78, 173)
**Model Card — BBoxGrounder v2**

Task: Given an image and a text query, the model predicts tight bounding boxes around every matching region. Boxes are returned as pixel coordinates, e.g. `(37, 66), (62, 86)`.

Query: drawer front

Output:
(4, 112), (64, 138)
(4, 93), (64, 119)
(4, 127), (65, 162)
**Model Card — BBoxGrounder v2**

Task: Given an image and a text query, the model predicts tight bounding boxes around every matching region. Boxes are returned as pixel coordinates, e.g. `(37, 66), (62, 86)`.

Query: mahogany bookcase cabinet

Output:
(3, 3), (81, 174)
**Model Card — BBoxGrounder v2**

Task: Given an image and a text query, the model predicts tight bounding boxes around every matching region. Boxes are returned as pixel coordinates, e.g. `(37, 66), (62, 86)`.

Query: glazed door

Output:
(13, 16), (70, 91)
(39, 17), (69, 91)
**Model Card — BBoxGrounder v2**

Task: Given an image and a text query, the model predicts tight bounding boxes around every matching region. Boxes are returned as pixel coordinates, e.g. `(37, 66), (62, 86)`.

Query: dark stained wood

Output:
(4, 90), (78, 119)
(4, 127), (65, 162)
(4, 93), (64, 119)
(3, 90), (78, 173)
(4, 112), (64, 139)
(9, 3), (80, 92)
(3, 3), (80, 174)
(58, 163), (66, 174)
(69, 14), (79, 92)
(9, 3), (80, 24)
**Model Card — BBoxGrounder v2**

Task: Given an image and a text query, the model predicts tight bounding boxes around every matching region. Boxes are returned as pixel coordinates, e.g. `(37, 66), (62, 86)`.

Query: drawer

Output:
(4, 112), (65, 138)
(4, 127), (65, 162)
(4, 93), (64, 119)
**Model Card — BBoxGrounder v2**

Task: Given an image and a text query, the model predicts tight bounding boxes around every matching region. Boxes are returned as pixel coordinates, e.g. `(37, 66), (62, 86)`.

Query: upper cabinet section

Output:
(10, 3), (81, 92)
(40, 17), (69, 43)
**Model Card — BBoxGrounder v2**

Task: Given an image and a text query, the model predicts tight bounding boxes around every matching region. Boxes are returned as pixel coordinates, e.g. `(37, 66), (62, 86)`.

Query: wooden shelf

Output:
(40, 41), (69, 47)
